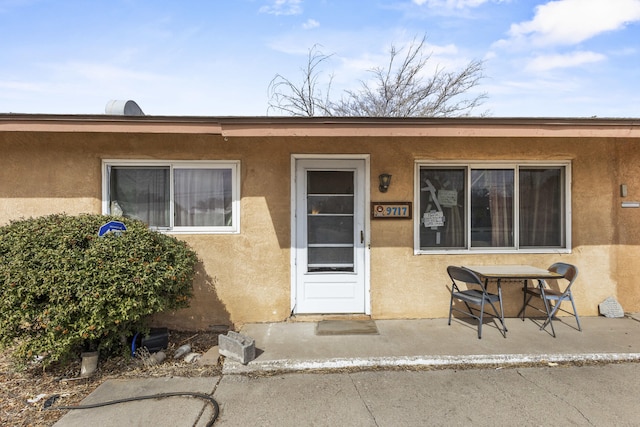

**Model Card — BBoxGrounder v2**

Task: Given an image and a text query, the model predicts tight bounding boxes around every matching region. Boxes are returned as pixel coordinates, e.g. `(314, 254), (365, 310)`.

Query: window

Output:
(306, 170), (355, 272)
(415, 162), (570, 253)
(103, 161), (240, 233)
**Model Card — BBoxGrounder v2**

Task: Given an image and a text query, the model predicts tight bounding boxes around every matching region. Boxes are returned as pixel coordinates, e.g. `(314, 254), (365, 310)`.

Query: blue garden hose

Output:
(131, 332), (139, 356)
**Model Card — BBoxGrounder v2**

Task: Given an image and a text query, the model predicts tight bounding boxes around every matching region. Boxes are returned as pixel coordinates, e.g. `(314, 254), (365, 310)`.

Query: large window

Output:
(103, 160), (240, 233)
(415, 162), (570, 253)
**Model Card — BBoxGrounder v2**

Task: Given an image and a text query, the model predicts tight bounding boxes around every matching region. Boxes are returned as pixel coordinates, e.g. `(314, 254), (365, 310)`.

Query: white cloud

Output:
(504, 0), (640, 47)
(0, 0), (38, 14)
(259, 0), (303, 16)
(47, 61), (164, 83)
(412, 0), (505, 9)
(0, 80), (41, 92)
(526, 51), (606, 72)
(332, 39), (468, 91)
(302, 19), (319, 30)
(425, 42), (458, 56)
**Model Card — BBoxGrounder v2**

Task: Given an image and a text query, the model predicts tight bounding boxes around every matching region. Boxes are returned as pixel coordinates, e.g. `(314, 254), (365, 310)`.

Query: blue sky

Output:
(1, 0), (639, 117)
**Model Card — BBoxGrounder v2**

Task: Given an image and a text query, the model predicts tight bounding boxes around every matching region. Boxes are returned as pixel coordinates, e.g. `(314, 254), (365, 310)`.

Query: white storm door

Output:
(294, 159), (367, 314)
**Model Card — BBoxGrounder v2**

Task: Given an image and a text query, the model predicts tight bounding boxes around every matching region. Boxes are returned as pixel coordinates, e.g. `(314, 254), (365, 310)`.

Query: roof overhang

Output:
(0, 114), (223, 135)
(1, 114), (639, 138)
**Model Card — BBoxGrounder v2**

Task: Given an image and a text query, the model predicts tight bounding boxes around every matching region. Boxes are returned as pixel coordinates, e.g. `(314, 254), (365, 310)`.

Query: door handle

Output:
(360, 230), (364, 244)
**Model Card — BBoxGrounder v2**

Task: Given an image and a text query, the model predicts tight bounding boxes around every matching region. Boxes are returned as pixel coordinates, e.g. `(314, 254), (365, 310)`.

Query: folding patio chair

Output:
(447, 265), (506, 339)
(521, 262), (581, 337)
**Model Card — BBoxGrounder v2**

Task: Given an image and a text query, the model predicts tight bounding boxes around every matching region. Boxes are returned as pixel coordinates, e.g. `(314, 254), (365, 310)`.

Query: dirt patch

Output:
(0, 330), (224, 426)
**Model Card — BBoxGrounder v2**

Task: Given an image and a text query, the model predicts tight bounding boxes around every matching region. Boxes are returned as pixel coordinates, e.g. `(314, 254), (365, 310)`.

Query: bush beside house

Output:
(0, 214), (198, 367)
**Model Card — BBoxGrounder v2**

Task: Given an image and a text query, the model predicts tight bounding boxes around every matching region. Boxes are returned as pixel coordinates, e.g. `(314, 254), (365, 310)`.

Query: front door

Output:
(293, 158), (368, 314)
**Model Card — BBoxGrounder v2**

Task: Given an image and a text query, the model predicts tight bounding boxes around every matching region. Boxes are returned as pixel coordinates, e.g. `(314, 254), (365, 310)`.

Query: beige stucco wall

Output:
(370, 136), (624, 318)
(613, 139), (640, 311)
(1, 129), (639, 330)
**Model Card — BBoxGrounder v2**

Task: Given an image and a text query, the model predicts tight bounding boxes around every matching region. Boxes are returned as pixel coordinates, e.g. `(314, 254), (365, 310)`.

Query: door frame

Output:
(290, 154), (371, 315)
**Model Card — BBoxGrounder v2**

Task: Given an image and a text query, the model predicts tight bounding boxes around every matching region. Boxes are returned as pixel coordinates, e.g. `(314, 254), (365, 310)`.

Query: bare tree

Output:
(268, 35), (488, 117)
(267, 45), (334, 117)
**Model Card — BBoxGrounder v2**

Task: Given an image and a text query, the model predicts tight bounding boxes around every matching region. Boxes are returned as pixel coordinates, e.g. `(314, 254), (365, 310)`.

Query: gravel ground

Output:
(0, 330), (223, 426)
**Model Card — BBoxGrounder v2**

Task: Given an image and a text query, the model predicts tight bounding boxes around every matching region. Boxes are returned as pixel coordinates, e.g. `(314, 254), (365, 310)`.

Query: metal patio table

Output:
(462, 265), (563, 334)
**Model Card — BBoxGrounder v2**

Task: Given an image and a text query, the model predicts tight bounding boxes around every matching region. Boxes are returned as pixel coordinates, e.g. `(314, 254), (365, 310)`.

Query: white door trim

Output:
(290, 154), (371, 315)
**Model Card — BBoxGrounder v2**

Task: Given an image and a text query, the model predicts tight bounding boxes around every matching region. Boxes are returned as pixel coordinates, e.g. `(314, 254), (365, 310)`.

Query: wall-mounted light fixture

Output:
(378, 173), (392, 193)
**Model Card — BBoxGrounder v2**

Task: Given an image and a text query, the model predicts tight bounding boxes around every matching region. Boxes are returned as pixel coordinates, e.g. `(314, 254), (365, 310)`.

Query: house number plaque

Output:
(371, 202), (412, 219)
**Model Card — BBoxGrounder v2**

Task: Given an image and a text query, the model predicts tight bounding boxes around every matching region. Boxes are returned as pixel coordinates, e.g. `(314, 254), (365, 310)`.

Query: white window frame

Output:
(414, 160), (571, 254)
(102, 160), (241, 234)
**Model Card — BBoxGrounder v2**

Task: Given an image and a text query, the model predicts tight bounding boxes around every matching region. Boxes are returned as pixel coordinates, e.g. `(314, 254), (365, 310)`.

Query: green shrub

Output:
(0, 214), (198, 367)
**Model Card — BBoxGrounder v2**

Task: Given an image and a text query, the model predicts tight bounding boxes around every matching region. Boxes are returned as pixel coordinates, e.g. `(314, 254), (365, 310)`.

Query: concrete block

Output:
(218, 331), (256, 364)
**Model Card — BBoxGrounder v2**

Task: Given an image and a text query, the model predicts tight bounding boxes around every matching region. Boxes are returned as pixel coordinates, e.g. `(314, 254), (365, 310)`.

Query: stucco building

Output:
(2, 114), (639, 330)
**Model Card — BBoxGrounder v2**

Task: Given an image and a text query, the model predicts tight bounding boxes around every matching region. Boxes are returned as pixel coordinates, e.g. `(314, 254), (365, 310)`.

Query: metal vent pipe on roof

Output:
(105, 100), (145, 116)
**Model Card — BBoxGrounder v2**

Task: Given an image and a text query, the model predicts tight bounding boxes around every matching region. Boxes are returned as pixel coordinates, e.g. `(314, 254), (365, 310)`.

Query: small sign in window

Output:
(437, 190), (458, 207)
(423, 211), (445, 227)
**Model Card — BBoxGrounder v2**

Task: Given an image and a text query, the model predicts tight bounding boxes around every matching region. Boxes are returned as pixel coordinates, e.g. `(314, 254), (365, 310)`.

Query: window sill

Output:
(414, 248), (571, 255)
(162, 229), (240, 235)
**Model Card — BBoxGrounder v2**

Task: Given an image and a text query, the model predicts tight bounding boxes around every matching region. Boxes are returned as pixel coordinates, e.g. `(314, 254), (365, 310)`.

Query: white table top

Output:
(463, 265), (563, 279)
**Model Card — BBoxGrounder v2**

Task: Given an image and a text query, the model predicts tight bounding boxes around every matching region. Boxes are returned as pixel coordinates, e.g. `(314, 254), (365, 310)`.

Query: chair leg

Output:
(538, 287), (556, 337)
(542, 296), (582, 335)
(478, 299), (485, 339)
(569, 295), (582, 331)
(448, 295), (454, 326)
(486, 299), (507, 338)
(496, 281), (507, 333)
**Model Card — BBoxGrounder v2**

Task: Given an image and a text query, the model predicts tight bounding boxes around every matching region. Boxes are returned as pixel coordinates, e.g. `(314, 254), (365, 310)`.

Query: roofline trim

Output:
(1, 114), (639, 137)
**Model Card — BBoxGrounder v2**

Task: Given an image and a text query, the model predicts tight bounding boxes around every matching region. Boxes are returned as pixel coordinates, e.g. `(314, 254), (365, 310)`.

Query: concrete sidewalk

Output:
(53, 376), (220, 427)
(224, 315), (640, 374)
(54, 315), (640, 426)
